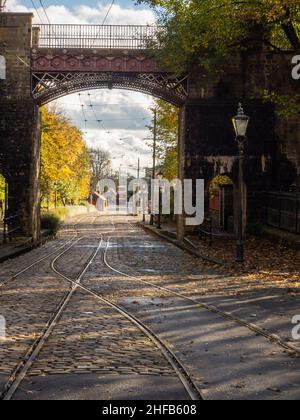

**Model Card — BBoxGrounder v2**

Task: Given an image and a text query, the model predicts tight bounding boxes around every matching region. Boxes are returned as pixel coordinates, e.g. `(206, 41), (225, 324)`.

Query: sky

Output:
(5, 0), (157, 175)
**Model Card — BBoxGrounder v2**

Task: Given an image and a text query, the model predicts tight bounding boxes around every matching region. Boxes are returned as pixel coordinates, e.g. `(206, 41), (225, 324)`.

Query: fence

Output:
(263, 192), (300, 234)
(32, 24), (161, 49)
(2, 214), (21, 244)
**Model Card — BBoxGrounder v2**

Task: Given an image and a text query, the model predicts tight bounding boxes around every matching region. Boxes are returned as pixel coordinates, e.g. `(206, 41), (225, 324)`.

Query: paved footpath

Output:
(0, 214), (300, 400)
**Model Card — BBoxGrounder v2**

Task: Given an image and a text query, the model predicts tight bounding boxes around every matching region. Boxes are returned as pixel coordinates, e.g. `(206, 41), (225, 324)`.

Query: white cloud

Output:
(54, 90), (154, 171)
(6, 1), (155, 25)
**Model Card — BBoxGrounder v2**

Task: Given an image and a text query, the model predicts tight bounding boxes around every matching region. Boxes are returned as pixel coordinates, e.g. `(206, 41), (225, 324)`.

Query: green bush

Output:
(52, 207), (68, 220)
(41, 213), (61, 234)
(79, 201), (90, 207)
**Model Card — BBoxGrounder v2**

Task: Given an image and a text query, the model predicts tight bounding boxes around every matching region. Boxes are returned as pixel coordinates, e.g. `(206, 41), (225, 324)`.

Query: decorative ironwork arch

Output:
(32, 72), (188, 106)
(31, 24), (188, 105)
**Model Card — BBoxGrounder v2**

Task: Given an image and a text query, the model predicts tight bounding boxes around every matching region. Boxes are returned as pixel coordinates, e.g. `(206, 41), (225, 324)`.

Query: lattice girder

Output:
(32, 72), (188, 106)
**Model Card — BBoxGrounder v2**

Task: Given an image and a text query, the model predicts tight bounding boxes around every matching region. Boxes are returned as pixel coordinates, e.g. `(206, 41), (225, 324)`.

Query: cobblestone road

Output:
(1, 213), (300, 400)
(0, 214), (189, 400)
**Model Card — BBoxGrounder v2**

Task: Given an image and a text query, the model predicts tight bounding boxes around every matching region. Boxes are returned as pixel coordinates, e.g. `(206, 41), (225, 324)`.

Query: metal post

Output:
(236, 138), (245, 263)
(150, 109), (157, 226)
(133, 158), (140, 217)
(157, 181), (162, 230)
(3, 181), (8, 244)
(137, 158), (140, 217)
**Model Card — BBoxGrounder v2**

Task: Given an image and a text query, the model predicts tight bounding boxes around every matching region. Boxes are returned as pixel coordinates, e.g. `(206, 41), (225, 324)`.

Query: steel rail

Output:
(51, 239), (202, 401)
(0, 235), (101, 401)
(0, 214), (88, 289)
(104, 223), (300, 358)
(1, 217), (202, 401)
(52, 225), (201, 401)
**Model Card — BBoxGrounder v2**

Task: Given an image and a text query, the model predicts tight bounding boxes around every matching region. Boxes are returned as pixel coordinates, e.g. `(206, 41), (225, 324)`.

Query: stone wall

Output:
(186, 51), (300, 186)
(182, 49), (300, 231)
(0, 13), (40, 240)
(0, 13), (33, 99)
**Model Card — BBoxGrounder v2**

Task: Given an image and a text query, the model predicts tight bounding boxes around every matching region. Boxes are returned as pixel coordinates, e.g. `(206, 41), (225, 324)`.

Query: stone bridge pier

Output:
(0, 13), (40, 241)
(180, 46), (297, 237)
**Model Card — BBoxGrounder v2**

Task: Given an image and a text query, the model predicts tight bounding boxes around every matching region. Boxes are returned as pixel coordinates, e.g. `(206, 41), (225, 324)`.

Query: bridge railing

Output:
(32, 24), (161, 49)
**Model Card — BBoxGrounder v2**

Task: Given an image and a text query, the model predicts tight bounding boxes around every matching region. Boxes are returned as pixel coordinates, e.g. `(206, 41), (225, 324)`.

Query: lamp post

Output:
(157, 169), (163, 230)
(232, 103), (250, 263)
(150, 108), (157, 226)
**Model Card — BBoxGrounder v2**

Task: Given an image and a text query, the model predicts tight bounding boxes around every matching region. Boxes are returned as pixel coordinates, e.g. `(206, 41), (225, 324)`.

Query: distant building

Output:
(91, 192), (108, 212)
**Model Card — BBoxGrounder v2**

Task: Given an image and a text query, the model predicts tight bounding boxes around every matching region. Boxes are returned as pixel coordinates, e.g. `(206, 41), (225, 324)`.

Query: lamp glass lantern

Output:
(232, 103), (250, 138)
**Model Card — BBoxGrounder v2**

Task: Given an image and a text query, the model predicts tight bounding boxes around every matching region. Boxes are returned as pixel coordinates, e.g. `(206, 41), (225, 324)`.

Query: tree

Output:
(41, 107), (91, 207)
(148, 100), (179, 180)
(89, 148), (112, 192)
(0, 175), (5, 201)
(138, 0), (300, 73)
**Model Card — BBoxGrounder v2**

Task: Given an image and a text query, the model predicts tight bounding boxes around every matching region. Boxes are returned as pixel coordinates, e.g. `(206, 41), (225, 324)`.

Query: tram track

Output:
(0, 214), (96, 399)
(1, 215), (202, 401)
(0, 214), (89, 289)
(103, 220), (300, 358)
(2, 213), (299, 400)
(51, 238), (202, 400)
(0, 235), (100, 400)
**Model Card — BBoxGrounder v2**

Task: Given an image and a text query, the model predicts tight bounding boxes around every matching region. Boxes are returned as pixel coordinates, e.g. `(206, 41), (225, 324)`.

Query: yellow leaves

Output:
(151, 99), (178, 180)
(41, 107), (91, 205)
(261, 0), (299, 23)
(146, 0), (300, 73)
(0, 174), (5, 201)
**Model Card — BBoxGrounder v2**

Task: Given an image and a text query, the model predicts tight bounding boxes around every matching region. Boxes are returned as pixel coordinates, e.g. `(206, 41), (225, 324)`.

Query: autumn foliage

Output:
(138, 0), (300, 72)
(148, 100), (179, 181)
(41, 107), (91, 207)
(0, 174), (5, 202)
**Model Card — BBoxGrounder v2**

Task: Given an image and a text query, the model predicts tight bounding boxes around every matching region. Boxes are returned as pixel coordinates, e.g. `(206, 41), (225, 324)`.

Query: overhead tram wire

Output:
(87, 92), (104, 129)
(37, 0), (58, 39)
(74, 94), (149, 126)
(101, 0), (115, 25)
(76, 93), (154, 107)
(38, 0), (52, 26)
(63, 101), (154, 108)
(78, 93), (88, 135)
(77, 93), (108, 133)
(92, 0), (116, 47)
(30, 0), (44, 24)
(69, 117), (149, 122)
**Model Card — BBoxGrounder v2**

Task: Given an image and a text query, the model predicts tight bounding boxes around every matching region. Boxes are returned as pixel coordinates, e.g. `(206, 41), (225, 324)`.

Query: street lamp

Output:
(232, 103), (250, 263)
(157, 169), (163, 230)
(232, 103), (250, 138)
(150, 109), (157, 226)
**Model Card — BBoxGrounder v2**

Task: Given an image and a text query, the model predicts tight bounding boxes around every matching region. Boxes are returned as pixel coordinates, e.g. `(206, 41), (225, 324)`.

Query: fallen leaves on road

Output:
(187, 234), (300, 288)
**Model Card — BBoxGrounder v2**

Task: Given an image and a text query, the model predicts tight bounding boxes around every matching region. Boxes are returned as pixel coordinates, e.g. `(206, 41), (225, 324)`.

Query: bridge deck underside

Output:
(31, 49), (187, 106)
